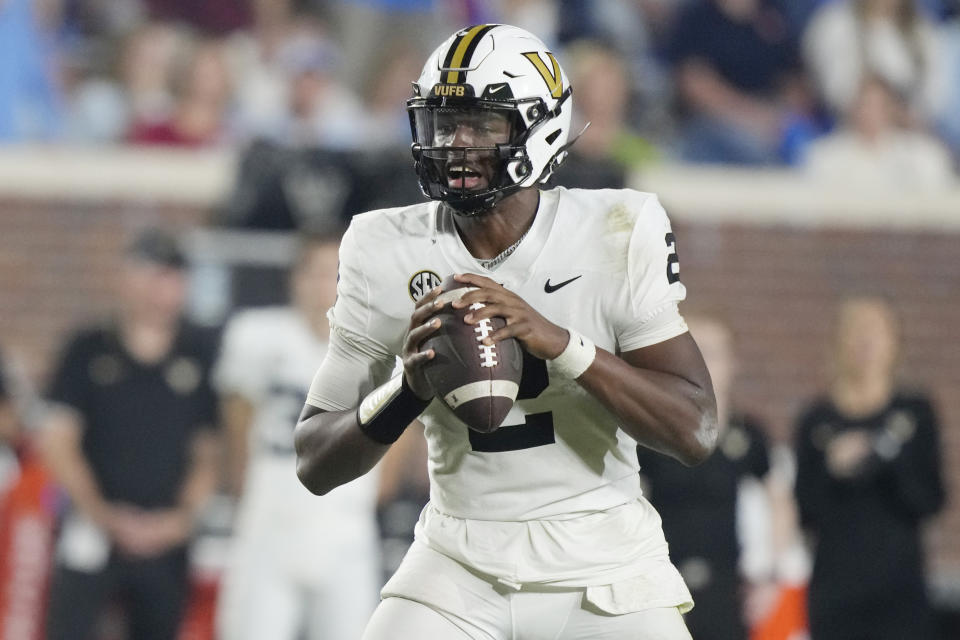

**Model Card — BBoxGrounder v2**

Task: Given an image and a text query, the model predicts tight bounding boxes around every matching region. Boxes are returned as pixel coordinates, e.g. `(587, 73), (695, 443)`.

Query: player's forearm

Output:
(577, 348), (718, 466)
(294, 404), (391, 496)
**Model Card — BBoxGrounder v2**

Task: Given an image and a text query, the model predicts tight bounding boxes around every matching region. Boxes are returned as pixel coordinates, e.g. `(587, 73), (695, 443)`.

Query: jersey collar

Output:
(434, 188), (559, 288)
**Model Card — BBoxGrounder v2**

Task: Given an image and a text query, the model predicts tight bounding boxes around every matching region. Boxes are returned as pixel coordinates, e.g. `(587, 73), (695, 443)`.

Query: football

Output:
(421, 275), (523, 433)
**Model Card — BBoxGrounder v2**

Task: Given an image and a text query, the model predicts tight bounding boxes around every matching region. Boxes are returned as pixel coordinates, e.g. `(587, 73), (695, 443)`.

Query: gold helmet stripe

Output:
(443, 24), (497, 84)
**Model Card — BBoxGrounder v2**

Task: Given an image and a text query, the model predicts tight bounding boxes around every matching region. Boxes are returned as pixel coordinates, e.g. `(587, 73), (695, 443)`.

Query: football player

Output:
(214, 235), (382, 640)
(296, 25), (718, 639)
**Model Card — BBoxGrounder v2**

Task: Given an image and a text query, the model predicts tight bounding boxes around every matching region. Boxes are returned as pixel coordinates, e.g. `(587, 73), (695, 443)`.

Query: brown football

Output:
(421, 275), (523, 433)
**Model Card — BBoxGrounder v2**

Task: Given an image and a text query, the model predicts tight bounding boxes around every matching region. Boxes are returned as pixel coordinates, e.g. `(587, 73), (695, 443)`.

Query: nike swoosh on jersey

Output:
(544, 275), (582, 293)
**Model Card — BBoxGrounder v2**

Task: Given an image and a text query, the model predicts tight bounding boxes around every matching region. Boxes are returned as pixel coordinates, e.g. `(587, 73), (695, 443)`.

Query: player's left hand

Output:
(451, 273), (568, 360)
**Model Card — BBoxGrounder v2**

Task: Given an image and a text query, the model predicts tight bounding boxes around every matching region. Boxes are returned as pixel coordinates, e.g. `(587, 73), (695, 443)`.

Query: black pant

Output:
(45, 549), (189, 640)
(809, 595), (939, 640)
(684, 579), (747, 640)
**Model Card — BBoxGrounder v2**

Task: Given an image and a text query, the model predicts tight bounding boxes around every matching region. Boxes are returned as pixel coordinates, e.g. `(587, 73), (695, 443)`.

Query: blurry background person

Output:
(0, 0), (64, 142)
(928, 3), (960, 166)
(329, 0), (449, 96)
(802, 75), (954, 190)
(267, 34), (364, 150)
(128, 38), (234, 147)
(63, 22), (189, 145)
(38, 229), (220, 640)
(637, 315), (775, 640)
(551, 40), (658, 190)
(794, 295), (945, 640)
(213, 233), (381, 640)
(803, 0), (940, 124)
(355, 39), (424, 152)
(665, 0), (812, 164)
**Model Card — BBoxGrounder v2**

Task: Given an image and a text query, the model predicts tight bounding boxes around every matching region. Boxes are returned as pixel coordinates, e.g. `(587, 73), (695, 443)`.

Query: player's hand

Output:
(451, 273), (569, 360)
(402, 284), (444, 400)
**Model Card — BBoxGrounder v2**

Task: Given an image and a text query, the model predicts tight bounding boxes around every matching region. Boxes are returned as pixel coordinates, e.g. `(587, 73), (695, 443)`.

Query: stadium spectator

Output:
(269, 34), (365, 149)
(64, 22), (188, 144)
(357, 40), (424, 151)
(803, 74), (955, 189)
(213, 233), (381, 640)
(637, 315), (774, 640)
(779, 0), (832, 37)
(794, 295), (945, 640)
(802, 0), (941, 121)
(551, 40), (658, 190)
(666, 0), (811, 165)
(0, 0), (64, 142)
(492, 0), (559, 46)
(555, 0), (674, 135)
(129, 38), (234, 147)
(120, 23), (188, 133)
(929, 4), (960, 165)
(226, 6), (344, 144)
(141, 0), (251, 35)
(38, 229), (220, 640)
(329, 0), (450, 96)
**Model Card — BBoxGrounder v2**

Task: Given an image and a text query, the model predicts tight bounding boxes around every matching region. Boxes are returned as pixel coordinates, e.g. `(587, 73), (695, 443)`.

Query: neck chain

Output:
(477, 228), (529, 271)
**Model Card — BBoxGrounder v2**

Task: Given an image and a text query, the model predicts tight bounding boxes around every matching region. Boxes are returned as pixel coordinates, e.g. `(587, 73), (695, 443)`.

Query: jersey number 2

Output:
(468, 351), (555, 453)
(665, 232), (680, 284)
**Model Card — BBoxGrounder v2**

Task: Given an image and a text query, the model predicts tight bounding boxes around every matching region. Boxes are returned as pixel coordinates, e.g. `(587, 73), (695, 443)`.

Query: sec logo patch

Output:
(409, 270), (442, 302)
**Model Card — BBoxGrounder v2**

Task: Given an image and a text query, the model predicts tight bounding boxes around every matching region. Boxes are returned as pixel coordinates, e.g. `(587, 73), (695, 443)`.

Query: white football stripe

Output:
(444, 380), (519, 409)
(435, 286), (479, 306)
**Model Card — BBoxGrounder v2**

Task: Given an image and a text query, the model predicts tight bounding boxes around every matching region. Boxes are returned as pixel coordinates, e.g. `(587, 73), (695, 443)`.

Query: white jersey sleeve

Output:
(615, 193), (687, 351)
(305, 222), (399, 411)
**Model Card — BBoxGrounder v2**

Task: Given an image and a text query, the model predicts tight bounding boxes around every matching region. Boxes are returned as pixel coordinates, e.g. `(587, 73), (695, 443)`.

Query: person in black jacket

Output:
(38, 229), (220, 640)
(794, 295), (945, 640)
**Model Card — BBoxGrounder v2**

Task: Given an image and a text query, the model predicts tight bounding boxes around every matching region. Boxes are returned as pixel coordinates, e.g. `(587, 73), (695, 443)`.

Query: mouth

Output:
(447, 164), (485, 190)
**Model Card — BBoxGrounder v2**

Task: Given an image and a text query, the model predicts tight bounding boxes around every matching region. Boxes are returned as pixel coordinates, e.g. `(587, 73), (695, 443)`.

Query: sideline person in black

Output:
(39, 229), (220, 640)
(794, 296), (945, 640)
(638, 315), (771, 640)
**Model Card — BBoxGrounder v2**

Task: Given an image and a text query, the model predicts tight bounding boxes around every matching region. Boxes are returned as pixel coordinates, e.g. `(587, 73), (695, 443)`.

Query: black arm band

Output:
(356, 375), (430, 445)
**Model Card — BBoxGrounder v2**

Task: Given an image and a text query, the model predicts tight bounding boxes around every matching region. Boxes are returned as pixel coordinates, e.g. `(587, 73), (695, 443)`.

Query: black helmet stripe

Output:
(442, 24), (497, 84)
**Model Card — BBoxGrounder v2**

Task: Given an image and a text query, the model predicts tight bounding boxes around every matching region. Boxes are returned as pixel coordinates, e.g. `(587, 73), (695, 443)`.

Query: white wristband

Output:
(550, 328), (596, 379)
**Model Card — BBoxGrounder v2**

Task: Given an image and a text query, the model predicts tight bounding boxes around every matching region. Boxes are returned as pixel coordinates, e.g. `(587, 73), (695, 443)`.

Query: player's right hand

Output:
(402, 285), (445, 400)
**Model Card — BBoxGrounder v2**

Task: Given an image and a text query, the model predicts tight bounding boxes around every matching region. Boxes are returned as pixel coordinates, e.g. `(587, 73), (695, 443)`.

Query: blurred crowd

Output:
(1, 0), (959, 191)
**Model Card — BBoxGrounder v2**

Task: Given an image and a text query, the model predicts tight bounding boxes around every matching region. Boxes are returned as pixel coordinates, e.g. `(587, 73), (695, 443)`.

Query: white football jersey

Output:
(215, 308), (379, 544)
(309, 187), (692, 597)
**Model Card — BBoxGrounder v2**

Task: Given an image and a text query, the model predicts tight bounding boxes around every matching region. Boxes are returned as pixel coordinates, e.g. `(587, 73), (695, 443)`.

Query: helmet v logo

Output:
(522, 52), (563, 99)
